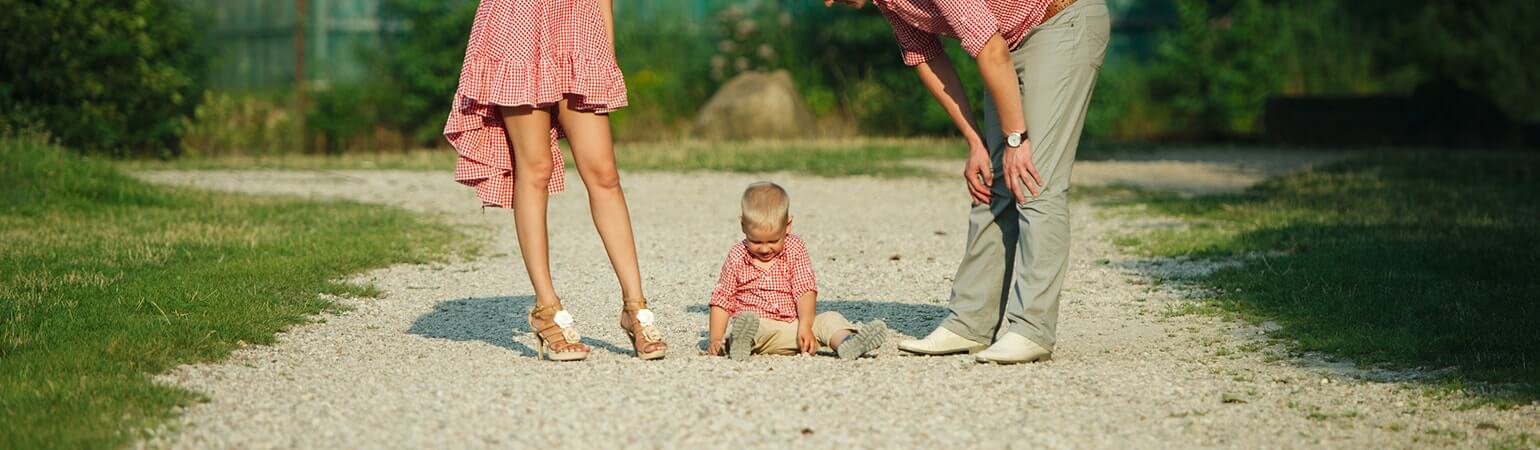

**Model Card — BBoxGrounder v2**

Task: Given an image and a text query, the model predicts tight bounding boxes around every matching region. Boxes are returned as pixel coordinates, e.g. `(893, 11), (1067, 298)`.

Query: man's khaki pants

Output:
(939, 0), (1110, 351)
(737, 311), (855, 355)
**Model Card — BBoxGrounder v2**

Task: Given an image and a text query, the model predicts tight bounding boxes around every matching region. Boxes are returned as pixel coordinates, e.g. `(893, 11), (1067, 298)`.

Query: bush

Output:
(1084, 63), (1170, 142)
(180, 92), (302, 157)
(1097, 0), (1403, 140)
(734, 2), (981, 137)
(800, 6), (980, 136)
(0, 0), (205, 156)
(1389, 1), (1540, 122)
(610, 1), (717, 139)
(269, 0), (475, 152)
(370, 0), (478, 147)
(306, 83), (400, 154)
(612, 2), (979, 139)
(1143, 0), (1288, 137)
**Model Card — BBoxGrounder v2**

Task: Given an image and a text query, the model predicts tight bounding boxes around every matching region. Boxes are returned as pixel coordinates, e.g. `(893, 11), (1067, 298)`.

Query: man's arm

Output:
(924, 0), (1042, 201)
(915, 58), (984, 152)
(914, 57), (993, 204)
(975, 35), (1025, 145)
(975, 34), (1040, 200)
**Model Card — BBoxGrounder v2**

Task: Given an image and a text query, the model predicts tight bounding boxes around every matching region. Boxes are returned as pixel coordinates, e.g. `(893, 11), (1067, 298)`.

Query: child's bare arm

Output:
(795, 290), (817, 354)
(707, 305), (730, 355)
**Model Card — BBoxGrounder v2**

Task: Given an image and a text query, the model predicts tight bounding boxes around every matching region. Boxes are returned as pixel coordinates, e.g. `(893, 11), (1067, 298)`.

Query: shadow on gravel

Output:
(408, 295), (636, 357)
(685, 300), (947, 339)
(408, 295), (538, 357)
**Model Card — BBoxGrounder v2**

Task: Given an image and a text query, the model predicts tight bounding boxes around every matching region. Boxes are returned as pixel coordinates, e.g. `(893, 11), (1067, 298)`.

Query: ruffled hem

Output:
(454, 52), (628, 116)
(442, 53), (628, 209)
(444, 99), (564, 209)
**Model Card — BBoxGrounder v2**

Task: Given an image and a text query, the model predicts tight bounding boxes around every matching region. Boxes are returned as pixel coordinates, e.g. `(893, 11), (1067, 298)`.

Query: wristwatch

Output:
(1006, 131), (1025, 148)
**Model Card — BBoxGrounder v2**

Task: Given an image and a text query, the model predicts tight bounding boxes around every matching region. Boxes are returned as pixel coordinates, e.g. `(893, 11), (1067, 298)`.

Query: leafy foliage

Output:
(371, 0), (479, 147)
(0, 0), (205, 156)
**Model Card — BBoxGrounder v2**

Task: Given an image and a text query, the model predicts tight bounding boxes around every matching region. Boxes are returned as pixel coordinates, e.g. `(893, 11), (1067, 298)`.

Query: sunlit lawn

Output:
(1102, 151), (1540, 403)
(1, 136), (465, 448)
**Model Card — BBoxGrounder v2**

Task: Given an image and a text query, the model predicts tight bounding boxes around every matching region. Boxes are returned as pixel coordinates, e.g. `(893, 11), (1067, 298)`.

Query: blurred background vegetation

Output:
(1, 0), (1535, 157)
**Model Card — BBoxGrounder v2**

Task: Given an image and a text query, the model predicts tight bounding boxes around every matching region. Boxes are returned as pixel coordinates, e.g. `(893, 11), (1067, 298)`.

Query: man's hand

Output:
(823, 0), (867, 8)
(1002, 140), (1042, 204)
(798, 326), (817, 355)
(707, 338), (726, 356)
(964, 143), (994, 205)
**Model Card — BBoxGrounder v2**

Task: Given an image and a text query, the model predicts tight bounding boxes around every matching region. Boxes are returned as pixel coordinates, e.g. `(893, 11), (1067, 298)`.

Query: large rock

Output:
(693, 70), (816, 140)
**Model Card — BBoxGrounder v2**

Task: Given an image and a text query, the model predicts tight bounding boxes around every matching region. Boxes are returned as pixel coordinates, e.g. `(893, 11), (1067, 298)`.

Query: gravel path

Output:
(138, 167), (1537, 449)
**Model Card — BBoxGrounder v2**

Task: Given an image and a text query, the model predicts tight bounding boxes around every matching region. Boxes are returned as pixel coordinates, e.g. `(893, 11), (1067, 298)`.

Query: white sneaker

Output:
(974, 333), (1051, 364)
(897, 326), (988, 355)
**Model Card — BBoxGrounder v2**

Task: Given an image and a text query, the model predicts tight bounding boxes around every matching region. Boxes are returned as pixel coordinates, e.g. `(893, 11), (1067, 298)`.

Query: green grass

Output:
(1102, 152), (1540, 400)
(119, 138), (965, 177)
(0, 135), (463, 448)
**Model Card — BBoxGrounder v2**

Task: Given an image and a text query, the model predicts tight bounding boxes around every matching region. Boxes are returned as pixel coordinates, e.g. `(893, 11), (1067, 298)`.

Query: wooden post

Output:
(294, 0), (308, 151)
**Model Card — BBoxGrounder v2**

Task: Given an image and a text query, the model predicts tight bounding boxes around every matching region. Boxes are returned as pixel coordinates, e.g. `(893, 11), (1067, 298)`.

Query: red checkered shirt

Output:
(873, 0), (1053, 66)
(708, 234), (818, 323)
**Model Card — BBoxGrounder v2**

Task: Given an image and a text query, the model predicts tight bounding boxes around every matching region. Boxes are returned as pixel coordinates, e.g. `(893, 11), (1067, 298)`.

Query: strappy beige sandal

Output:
(620, 298), (667, 360)
(529, 303), (589, 361)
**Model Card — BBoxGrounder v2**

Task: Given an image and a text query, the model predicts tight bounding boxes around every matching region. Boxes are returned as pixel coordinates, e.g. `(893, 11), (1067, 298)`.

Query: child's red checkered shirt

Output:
(708, 234), (818, 323)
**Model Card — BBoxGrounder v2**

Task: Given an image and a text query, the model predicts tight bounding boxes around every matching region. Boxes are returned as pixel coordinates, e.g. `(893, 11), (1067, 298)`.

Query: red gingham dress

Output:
(443, 0), (629, 208)
(708, 235), (819, 323)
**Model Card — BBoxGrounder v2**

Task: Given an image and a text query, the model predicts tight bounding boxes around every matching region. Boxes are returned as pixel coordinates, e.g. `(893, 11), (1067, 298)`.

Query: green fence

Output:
(185, 0), (405, 90)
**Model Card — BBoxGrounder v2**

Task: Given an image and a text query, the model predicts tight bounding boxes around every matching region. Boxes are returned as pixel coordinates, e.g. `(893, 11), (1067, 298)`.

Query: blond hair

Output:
(740, 182), (790, 231)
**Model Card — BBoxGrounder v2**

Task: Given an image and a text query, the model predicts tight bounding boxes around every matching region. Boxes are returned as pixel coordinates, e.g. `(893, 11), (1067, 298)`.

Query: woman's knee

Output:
(580, 164), (622, 191)
(515, 162), (554, 189)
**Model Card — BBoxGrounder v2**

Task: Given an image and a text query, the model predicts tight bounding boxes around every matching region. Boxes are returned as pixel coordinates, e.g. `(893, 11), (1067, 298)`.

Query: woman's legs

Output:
(554, 97), (665, 356)
(502, 104), (588, 354)
(553, 98), (644, 301)
(499, 106), (563, 307)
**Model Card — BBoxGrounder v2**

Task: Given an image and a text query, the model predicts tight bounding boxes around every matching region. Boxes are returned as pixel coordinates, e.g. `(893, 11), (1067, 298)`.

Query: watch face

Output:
(1006, 133), (1022, 147)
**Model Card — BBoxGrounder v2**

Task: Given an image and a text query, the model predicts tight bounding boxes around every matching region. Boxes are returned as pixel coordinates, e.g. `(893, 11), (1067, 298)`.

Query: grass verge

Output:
(1100, 152), (1540, 402)
(118, 138), (965, 177)
(0, 134), (464, 448)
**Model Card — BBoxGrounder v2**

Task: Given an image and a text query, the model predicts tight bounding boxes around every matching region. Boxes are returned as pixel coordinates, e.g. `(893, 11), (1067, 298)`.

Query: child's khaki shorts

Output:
(740, 311), (856, 355)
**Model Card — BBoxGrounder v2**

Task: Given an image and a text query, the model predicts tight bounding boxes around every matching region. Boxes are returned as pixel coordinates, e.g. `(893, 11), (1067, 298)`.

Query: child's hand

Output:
(707, 339), (725, 356)
(798, 327), (817, 355)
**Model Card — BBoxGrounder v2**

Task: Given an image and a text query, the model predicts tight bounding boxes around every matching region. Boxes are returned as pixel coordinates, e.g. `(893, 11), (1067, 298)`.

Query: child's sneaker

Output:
(727, 312), (758, 360)
(837, 320), (889, 360)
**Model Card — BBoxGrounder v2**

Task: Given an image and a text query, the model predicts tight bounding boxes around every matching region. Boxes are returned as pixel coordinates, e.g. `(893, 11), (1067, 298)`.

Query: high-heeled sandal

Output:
(529, 302), (589, 361)
(620, 298), (667, 360)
